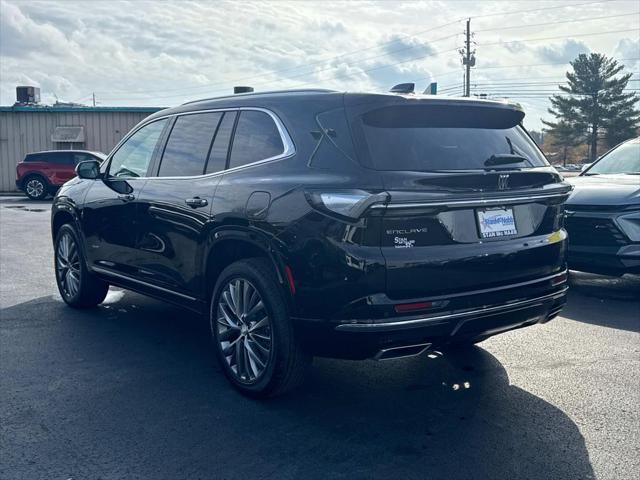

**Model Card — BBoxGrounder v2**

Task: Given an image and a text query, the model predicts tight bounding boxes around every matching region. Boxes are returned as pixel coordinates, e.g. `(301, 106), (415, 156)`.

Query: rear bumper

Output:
(294, 271), (568, 359)
(334, 287), (567, 332)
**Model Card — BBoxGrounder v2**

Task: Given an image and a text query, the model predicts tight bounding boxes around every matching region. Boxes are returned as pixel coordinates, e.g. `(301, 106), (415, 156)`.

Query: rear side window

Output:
(24, 154), (42, 162)
(228, 111), (284, 169)
(158, 112), (223, 177)
(27, 152), (73, 164)
(350, 104), (548, 171)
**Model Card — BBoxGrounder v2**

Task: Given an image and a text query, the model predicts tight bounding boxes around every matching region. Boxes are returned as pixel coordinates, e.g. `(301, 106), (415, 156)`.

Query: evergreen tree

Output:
(604, 113), (639, 149)
(544, 121), (582, 166)
(543, 54), (639, 161)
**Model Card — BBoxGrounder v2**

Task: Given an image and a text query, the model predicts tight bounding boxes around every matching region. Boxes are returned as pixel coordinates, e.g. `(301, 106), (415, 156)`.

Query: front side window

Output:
(586, 140), (640, 175)
(228, 111), (284, 169)
(108, 119), (167, 178)
(158, 112), (223, 177)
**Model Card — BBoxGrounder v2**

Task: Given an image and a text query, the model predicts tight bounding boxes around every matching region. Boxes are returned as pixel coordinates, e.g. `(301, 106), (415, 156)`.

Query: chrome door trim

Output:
(91, 266), (198, 301)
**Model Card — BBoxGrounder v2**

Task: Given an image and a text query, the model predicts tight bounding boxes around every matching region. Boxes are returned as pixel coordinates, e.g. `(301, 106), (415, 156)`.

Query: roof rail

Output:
(182, 88), (338, 105)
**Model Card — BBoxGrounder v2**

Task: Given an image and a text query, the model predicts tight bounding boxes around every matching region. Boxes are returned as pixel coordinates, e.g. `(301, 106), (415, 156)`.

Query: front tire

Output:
(210, 258), (310, 398)
(24, 175), (48, 200)
(54, 224), (109, 308)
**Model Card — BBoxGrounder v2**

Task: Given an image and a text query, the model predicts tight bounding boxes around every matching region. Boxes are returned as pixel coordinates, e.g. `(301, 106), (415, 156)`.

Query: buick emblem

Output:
(498, 174), (510, 190)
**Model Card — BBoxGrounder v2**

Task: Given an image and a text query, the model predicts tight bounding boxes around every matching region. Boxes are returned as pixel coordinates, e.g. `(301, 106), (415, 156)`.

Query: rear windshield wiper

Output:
(484, 154), (532, 167)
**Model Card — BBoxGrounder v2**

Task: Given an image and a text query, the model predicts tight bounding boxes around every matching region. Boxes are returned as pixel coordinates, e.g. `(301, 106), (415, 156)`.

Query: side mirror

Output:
(76, 160), (101, 179)
(581, 163), (591, 172)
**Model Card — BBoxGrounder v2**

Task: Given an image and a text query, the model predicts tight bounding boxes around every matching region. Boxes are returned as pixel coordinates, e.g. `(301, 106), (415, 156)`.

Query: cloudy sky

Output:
(1, 0), (638, 130)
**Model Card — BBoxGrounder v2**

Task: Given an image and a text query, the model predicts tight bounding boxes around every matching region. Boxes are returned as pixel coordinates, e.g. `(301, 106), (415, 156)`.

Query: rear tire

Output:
(24, 175), (48, 200)
(210, 258), (310, 398)
(54, 224), (109, 308)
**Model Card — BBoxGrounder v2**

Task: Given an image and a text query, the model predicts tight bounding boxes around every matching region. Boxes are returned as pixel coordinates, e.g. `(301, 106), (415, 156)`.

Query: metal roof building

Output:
(0, 105), (163, 192)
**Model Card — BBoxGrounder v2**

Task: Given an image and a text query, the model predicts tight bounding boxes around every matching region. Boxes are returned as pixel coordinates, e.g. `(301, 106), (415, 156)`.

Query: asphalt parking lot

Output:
(1, 195), (638, 480)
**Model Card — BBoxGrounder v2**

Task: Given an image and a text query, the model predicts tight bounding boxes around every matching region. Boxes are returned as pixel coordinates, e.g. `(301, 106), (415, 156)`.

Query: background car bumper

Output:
(569, 244), (640, 275)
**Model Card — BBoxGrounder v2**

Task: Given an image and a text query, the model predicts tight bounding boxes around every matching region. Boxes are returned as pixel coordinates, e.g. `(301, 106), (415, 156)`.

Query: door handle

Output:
(185, 197), (208, 208)
(118, 193), (135, 202)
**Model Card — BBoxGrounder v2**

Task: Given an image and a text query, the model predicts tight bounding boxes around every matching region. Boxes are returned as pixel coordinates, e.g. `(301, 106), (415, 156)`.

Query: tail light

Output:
(305, 190), (388, 221)
(394, 301), (433, 313)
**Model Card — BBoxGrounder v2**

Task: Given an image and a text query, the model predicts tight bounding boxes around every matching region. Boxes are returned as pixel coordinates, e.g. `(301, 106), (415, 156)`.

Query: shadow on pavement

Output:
(0, 195), (51, 204)
(562, 272), (640, 333)
(1, 291), (595, 480)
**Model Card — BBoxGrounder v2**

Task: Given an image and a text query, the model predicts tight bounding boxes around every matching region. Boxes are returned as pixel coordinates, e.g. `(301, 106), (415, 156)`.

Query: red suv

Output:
(16, 150), (106, 200)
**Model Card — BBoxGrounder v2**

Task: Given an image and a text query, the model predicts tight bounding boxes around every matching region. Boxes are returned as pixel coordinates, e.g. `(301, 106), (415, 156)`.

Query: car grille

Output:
(565, 216), (627, 246)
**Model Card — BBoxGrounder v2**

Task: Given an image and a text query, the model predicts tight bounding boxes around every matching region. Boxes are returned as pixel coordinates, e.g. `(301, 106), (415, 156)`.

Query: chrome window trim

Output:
(104, 107), (296, 181)
(103, 117), (170, 178)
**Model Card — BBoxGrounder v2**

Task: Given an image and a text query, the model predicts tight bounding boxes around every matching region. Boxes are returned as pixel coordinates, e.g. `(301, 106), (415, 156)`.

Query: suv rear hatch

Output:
(345, 95), (570, 300)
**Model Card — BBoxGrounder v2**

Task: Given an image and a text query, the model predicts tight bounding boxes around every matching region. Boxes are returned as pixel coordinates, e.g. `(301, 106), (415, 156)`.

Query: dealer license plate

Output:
(477, 208), (518, 238)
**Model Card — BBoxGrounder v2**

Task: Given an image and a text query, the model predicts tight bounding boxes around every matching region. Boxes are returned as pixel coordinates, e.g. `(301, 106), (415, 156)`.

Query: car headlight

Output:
(615, 211), (640, 242)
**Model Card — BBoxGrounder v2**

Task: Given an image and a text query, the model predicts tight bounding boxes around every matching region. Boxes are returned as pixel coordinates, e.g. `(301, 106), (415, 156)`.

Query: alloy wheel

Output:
(216, 278), (272, 383)
(26, 179), (44, 198)
(56, 232), (81, 298)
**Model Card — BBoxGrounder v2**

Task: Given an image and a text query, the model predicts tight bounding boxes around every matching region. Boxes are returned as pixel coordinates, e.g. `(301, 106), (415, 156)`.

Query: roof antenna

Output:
(389, 83), (415, 94)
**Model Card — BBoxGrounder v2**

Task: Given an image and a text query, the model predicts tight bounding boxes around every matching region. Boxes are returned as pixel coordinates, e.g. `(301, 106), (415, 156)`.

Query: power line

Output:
(475, 11), (637, 33)
(473, 90), (640, 97)
(95, 1), (625, 99)
(97, 21), (464, 97)
(435, 58), (640, 78)
(282, 28), (640, 94)
(99, 27), (639, 101)
(476, 27), (639, 47)
(471, 0), (615, 19)
(474, 78), (640, 86)
(97, 32), (462, 100)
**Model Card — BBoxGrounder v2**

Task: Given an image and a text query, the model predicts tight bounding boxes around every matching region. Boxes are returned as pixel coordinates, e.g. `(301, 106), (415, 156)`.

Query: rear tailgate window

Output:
(347, 102), (548, 171)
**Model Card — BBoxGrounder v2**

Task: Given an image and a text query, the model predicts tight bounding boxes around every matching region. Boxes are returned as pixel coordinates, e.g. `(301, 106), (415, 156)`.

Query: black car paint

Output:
(52, 90), (571, 359)
(566, 173), (640, 275)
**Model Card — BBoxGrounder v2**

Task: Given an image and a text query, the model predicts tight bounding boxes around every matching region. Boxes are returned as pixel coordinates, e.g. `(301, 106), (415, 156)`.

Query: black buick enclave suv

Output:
(51, 89), (571, 396)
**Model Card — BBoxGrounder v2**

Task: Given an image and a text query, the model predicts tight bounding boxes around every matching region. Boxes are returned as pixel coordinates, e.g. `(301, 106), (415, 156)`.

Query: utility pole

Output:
(465, 18), (471, 97)
(92, 92), (96, 107)
(459, 18), (475, 97)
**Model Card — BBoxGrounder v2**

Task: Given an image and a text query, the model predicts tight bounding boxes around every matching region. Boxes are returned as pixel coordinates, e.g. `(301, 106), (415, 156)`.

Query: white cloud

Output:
(0, 0), (638, 130)
(537, 39), (591, 63)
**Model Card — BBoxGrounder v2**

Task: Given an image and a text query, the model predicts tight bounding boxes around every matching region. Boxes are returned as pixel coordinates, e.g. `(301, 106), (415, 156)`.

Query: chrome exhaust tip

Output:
(373, 342), (432, 361)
